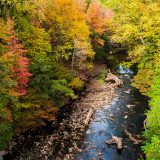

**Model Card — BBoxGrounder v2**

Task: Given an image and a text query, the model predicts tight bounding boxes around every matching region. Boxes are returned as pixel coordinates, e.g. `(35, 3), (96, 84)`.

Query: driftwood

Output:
(84, 108), (94, 125)
(105, 72), (123, 87)
(125, 130), (142, 144)
(106, 136), (123, 149)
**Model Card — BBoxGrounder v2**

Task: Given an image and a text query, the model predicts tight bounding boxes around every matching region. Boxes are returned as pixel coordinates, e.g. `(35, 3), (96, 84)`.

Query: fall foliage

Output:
(0, 0), (114, 150)
(0, 1), (159, 160)
(103, 0), (160, 159)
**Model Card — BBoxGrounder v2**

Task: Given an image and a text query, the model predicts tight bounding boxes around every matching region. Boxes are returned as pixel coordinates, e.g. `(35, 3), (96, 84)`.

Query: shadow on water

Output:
(74, 53), (148, 160)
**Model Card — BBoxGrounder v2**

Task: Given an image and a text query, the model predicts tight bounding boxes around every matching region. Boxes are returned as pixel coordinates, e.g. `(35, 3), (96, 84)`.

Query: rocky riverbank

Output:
(4, 64), (118, 160)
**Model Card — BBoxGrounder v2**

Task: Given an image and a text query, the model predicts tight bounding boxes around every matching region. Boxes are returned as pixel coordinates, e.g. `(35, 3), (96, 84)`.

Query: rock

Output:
(124, 74), (129, 77)
(0, 151), (7, 156)
(124, 90), (130, 94)
(0, 156), (3, 160)
(109, 113), (114, 118)
(86, 130), (91, 134)
(124, 115), (128, 119)
(126, 104), (135, 108)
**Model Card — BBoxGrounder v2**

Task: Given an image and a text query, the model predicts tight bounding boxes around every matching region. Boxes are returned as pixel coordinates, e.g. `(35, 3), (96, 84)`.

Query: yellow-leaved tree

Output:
(44, 0), (94, 70)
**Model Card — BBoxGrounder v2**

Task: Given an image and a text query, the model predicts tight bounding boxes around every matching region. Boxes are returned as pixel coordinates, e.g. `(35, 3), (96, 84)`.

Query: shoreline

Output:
(4, 64), (118, 160)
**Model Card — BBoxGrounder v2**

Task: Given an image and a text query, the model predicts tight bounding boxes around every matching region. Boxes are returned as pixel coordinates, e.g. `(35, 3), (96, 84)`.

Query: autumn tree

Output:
(104, 0), (160, 159)
(0, 0), (111, 150)
(44, 0), (94, 70)
(87, 0), (113, 47)
(0, 19), (32, 149)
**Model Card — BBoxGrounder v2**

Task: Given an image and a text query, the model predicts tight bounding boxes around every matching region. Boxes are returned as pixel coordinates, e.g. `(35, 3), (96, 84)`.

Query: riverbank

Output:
(3, 63), (118, 160)
(3, 63), (148, 160)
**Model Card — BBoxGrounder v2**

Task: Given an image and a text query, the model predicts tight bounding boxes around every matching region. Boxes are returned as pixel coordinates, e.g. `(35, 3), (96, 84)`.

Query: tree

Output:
(87, 0), (113, 48)
(104, 0), (160, 159)
(0, 0), (101, 150)
(44, 0), (94, 69)
(0, 18), (31, 149)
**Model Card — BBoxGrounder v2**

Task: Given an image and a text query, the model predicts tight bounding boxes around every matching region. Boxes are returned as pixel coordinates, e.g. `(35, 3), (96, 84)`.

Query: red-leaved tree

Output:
(8, 31), (32, 95)
(87, 0), (114, 47)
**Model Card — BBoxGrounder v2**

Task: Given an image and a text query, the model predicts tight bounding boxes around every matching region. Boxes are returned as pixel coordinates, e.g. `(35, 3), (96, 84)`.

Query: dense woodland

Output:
(101, 0), (160, 159)
(0, 0), (160, 159)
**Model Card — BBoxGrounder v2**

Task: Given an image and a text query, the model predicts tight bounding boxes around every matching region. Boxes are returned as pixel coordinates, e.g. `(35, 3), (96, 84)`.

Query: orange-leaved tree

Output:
(87, 0), (113, 48)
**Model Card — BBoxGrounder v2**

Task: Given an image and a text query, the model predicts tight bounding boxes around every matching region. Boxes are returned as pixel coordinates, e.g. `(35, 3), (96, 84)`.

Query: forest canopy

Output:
(101, 0), (160, 159)
(0, 0), (110, 150)
(0, 0), (160, 160)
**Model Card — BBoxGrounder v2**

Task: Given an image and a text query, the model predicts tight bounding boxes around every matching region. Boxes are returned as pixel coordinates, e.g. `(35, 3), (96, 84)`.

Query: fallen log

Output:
(84, 108), (94, 125)
(106, 136), (123, 149)
(105, 72), (123, 87)
(125, 130), (142, 144)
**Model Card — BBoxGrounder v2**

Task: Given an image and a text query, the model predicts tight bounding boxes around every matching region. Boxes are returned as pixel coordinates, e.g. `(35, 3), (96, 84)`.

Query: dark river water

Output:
(74, 66), (148, 160)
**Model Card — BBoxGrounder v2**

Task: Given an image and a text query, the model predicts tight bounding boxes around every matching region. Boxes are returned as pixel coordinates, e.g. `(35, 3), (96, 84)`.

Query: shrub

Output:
(70, 77), (84, 90)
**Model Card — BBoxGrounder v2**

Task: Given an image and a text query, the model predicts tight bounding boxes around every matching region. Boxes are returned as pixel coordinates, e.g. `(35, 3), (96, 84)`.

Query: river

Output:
(3, 53), (148, 160)
(74, 66), (148, 160)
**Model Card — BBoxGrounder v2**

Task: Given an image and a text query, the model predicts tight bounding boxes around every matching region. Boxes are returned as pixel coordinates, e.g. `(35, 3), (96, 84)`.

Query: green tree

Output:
(104, 0), (160, 159)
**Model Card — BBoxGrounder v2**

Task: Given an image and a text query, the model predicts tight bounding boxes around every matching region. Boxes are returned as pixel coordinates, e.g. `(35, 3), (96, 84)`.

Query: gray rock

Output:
(0, 156), (3, 160)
